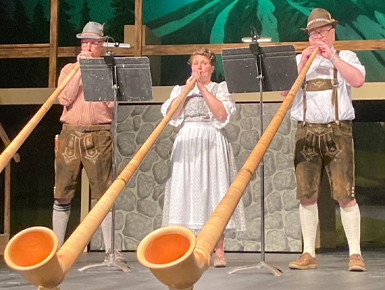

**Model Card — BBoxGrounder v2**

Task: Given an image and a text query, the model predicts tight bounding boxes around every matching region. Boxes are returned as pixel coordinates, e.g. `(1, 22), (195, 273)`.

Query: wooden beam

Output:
(58, 46), (133, 57)
(0, 44), (50, 48)
(49, 0), (59, 87)
(0, 46), (132, 58)
(4, 163), (10, 235)
(135, 0), (143, 56)
(1, 39), (385, 59)
(334, 39), (385, 51)
(142, 39), (385, 55)
(0, 44), (50, 58)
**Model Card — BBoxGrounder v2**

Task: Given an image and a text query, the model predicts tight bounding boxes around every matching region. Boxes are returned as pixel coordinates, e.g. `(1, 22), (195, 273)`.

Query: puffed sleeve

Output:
(161, 85), (185, 127)
(210, 81), (236, 129)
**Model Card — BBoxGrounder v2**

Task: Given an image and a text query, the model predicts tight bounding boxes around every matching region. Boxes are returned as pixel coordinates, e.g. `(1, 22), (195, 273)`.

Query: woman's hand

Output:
(186, 75), (196, 84)
(191, 71), (209, 92)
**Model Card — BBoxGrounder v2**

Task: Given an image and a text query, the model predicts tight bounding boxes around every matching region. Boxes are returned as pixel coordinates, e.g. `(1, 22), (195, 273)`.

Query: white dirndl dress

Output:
(161, 81), (246, 233)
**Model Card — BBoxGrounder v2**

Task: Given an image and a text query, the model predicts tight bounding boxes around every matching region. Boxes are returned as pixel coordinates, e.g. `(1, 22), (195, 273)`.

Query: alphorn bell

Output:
(0, 63), (80, 174)
(136, 47), (320, 290)
(4, 78), (197, 289)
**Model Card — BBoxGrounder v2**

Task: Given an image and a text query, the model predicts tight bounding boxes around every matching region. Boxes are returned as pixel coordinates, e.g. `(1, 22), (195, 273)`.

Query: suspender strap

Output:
(332, 51), (340, 121)
(302, 81), (307, 125)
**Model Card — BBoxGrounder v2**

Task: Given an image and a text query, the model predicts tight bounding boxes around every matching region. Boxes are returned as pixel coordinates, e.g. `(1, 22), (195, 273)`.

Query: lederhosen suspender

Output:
(331, 65), (339, 123)
(302, 52), (339, 124)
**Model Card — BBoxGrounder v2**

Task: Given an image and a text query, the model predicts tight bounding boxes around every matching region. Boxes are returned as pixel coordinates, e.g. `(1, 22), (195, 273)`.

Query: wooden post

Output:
(0, 163), (11, 254)
(0, 123), (19, 255)
(49, 0), (59, 87)
(134, 0), (143, 56)
(4, 163), (10, 235)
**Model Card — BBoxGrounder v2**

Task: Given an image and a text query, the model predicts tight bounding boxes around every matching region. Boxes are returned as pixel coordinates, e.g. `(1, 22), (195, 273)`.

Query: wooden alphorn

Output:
(0, 62), (80, 173)
(136, 47), (319, 290)
(4, 77), (197, 289)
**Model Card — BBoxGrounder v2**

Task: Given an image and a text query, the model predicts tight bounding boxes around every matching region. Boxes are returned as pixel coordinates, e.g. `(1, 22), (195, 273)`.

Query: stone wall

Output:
(91, 103), (301, 252)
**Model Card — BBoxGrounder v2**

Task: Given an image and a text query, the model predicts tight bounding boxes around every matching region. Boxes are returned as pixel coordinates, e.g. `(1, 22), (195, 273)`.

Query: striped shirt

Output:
(58, 62), (113, 125)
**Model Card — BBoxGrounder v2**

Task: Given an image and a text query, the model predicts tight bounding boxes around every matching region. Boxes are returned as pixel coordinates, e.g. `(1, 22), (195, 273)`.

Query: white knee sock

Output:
(52, 202), (71, 248)
(101, 211), (112, 252)
(300, 203), (318, 257)
(340, 204), (361, 256)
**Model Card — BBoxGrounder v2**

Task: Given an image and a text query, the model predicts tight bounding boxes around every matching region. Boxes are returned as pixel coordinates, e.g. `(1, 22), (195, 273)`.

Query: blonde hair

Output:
(188, 47), (216, 66)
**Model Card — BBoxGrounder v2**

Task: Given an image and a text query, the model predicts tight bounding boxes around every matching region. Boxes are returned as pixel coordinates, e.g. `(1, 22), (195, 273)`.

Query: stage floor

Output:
(1, 248), (384, 290)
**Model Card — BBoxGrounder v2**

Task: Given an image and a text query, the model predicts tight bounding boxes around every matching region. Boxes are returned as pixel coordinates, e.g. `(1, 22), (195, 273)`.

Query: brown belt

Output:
(62, 124), (111, 133)
(305, 79), (333, 91)
(297, 120), (352, 127)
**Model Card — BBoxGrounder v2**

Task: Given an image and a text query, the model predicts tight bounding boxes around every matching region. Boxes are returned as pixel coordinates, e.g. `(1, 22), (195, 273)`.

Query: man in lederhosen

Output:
(52, 21), (125, 264)
(283, 8), (366, 271)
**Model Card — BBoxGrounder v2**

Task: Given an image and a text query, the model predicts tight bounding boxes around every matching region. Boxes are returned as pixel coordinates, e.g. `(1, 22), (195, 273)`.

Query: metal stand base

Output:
(228, 261), (282, 276)
(78, 252), (131, 273)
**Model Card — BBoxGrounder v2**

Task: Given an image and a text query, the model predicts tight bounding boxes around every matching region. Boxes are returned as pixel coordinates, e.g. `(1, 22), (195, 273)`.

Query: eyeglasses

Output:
(308, 27), (333, 38)
(81, 40), (102, 47)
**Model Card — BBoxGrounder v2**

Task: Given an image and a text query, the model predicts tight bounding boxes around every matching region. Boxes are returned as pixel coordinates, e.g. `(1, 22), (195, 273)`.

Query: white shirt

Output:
(290, 49), (366, 123)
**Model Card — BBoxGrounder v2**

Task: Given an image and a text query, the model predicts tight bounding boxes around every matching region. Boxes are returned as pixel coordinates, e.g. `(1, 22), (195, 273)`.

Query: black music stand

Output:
(222, 44), (297, 276)
(78, 54), (152, 272)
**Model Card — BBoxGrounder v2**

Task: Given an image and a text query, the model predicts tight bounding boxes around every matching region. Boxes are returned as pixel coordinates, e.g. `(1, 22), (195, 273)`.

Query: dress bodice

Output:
(183, 96), (211, 122)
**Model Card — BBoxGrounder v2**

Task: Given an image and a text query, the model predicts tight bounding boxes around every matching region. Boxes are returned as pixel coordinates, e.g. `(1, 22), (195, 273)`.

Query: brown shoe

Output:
(289, 253), (317, 270)
(349, 254), (366, 272)
(214, 256), (227, 268)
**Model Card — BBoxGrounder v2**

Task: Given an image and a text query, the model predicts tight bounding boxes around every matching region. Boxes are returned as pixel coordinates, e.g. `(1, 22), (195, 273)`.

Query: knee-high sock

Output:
(300, 203), (318, 257)
(340, 204), (361, 256)
(52, 202), (71, 248)
(101, 211), (112, 252)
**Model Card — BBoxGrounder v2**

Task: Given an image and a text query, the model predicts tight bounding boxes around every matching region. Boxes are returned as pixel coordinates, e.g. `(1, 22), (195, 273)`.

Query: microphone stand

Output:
(228, 29), (282, 277)
(78, 50), (130, 273)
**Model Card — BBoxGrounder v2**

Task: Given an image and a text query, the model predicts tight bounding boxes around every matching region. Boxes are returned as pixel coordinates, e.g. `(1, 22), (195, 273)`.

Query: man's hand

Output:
(77, 51), (92, 62)
(300, 46), (317, 64)
(312, 40), (334, 60)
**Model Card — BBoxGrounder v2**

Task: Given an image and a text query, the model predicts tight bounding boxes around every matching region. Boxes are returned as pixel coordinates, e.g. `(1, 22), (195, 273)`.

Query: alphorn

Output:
(4, 78), (197, 289)
(136, 47), (320, 290)
(0, 63), (80, 174)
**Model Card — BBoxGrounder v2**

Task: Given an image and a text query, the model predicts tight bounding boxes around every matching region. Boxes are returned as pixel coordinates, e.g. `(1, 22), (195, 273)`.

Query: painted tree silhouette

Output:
(106, 0), (135, 42)
(10, 0), (31, 44)
(0, 0), (12, 44)
(31, 1), (50, 43)
(58, 0), (77, 46)
(78, 0), (91, 33)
